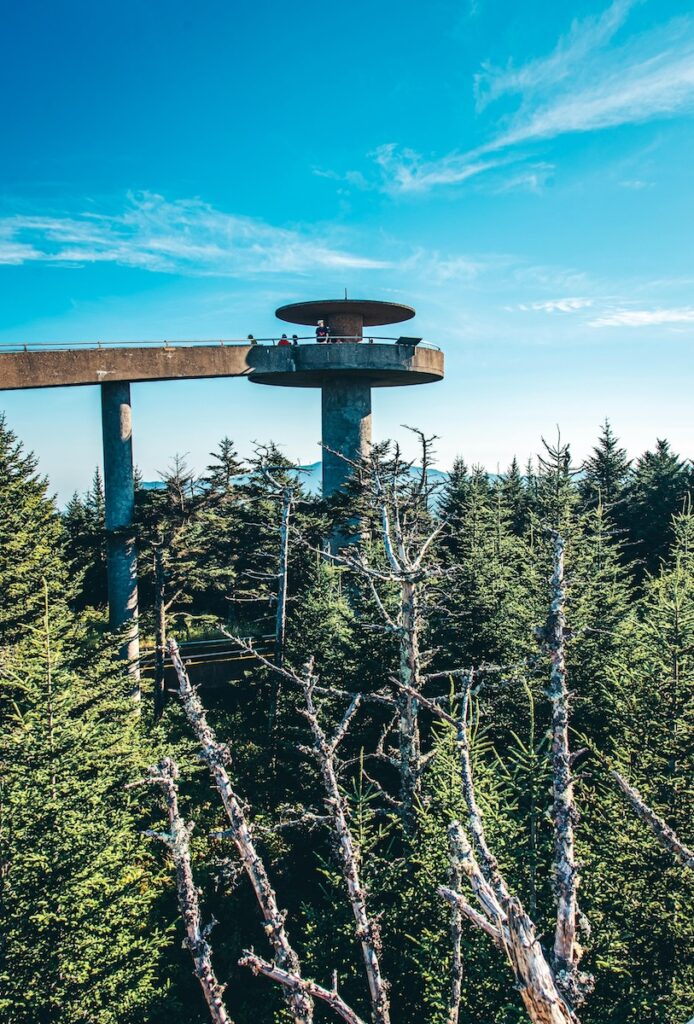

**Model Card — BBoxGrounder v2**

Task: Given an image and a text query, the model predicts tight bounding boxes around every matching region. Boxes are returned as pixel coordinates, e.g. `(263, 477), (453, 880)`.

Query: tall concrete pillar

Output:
(321, 380), (372, 497)
(101, 381), (140, 690)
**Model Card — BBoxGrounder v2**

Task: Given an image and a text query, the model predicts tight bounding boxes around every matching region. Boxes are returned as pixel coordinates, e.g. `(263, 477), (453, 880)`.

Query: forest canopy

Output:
(0, 414), (692, 1024)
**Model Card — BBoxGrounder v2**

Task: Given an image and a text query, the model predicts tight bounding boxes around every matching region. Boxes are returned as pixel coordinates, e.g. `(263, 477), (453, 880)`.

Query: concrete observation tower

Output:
(0, 295), (444, 679)
(248, 299), (444, 496)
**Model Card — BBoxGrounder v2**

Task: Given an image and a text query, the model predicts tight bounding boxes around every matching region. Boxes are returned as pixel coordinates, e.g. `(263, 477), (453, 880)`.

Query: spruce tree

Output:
(0, 592), (171, 1023)
(622, 439), (691, 576)
(500, 456), (530, 536)
(0, 415), (68, 643)
(580, 420), (631, 512)
(63, 467), (108, 610)
(578, 511), (694, 1022)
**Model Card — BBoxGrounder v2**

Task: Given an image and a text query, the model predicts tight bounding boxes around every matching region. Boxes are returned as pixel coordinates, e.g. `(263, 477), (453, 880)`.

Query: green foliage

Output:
(580, 419), (631, 512)
(0, 415), (690, 1023)
(63, 467), (108, 609)
(0, 415), (68, 642)
(0, 592), (171, 1023)
(622, 439), (692, 577)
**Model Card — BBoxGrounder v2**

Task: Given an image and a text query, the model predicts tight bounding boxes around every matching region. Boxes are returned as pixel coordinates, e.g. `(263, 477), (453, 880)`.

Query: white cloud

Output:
(488, 162), (555, 194)
(519, 297), (593, 313)
(474, 0), (638, 109)
(491, 41), (694, 150)
(371, 143), (507, 194)
(590, 306), (694, 326)
(0, 192), (391, 276)
(373, 5), (694, 195)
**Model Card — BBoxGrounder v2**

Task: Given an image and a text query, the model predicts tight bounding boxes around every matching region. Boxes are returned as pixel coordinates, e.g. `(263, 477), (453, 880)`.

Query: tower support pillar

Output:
(321, 380), (372, 497)
(101, 381), (140, 691)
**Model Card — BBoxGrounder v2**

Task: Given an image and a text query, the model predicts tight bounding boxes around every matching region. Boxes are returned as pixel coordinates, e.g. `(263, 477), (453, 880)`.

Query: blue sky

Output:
(1, 0), (693, 501)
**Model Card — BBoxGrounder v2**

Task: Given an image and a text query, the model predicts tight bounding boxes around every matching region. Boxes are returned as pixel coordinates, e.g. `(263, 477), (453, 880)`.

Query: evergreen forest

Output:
(1, 413), (692, 1024)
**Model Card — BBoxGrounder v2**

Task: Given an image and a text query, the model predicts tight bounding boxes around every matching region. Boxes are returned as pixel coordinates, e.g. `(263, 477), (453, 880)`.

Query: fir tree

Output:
(500, 456), (530, 536)
(580, 420), (631, 512)
(535, 431), (579, 530)
(623, 439), (691, 576)
(0, 590), (171, 1023)
(63, 467), (108, 609)
(0, 415), (68, 643)
(578, 511), (694, 1022)
(204, 436), (245, 494)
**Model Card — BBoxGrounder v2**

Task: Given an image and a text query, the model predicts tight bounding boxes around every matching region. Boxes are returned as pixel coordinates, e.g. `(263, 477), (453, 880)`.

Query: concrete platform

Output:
(247, 342), (444, 388)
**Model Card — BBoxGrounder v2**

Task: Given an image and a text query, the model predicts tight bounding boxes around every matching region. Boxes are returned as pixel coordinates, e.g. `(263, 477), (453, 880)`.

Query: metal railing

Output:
(0, 336), (440, 353)
(138, 633), (275, 671)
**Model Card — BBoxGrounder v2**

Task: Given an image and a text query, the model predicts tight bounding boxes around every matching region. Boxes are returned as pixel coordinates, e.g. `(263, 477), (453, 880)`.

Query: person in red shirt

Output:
(278, 334), (291, 347)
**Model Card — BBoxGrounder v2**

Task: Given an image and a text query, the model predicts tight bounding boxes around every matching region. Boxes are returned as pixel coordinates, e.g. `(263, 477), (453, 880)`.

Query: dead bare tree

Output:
(224, 637), (391, 1024)
(446, 822), (464, 1024)
(168, 637), (377, 1024)
(407, 681), (581, 1024)
(543, 532), (593, 1006)
(322, 432), (446, 833)
(134, 757), (233, 1024)
(167, 639), (314, 1024)
(153, 543), (185, 719)
(298, 661), (390, 1024)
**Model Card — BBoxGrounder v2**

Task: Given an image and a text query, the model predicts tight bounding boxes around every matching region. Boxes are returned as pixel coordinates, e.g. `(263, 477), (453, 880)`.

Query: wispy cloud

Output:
(487, 162), (555, 194)
(474, 0), (637, 109)
(371, 4), (694, 195)
(589, 306), (694, 326)
(619, 178), (653, 189)
(0, 192), (391, 275)
(490, 36), (694, 151)
(370, 144), (507, 194)
(519, 297), (593, 313)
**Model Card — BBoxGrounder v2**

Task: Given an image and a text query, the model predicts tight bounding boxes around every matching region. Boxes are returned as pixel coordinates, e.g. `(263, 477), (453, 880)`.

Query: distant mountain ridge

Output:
(141, 461), (450, 495)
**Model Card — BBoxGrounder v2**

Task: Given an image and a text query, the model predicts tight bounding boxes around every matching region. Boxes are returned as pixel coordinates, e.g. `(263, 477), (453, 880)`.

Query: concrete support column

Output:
(321, 380), (372, 497)
(325, 311), (363, 343)
(101, 381), (140, 691)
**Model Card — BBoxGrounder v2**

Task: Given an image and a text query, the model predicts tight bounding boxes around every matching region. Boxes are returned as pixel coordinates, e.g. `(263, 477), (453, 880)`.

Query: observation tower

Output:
(247, 298), (444, 496)
(0, 294), (444, 680)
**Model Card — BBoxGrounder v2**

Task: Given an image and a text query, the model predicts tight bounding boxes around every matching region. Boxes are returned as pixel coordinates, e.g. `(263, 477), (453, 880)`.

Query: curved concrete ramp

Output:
(0, 343), (253, 390)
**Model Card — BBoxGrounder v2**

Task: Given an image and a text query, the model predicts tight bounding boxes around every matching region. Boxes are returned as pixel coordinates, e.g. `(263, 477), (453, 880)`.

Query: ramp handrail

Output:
(0, 336), (440, 353)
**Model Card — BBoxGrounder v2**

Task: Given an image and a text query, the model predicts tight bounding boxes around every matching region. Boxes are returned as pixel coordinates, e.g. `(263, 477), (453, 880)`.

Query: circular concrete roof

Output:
(275, 299), (416, 327)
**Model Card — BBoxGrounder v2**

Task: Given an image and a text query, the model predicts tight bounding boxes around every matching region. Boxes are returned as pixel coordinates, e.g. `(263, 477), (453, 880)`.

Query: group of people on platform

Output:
(247, 321), (360, 346)
(276, 320), (348, 346)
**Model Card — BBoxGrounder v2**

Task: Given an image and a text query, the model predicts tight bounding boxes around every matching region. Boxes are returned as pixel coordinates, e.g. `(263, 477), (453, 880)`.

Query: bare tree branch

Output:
(240, 953), (367, 1024)
(438, 886), (503, 947)
(608, 767), (694, 870)
(411, 694), (581, 1024)
(167, 640), (313, 1024)
(298, 665), (391, 1024)
(139, 758), (233, 1024)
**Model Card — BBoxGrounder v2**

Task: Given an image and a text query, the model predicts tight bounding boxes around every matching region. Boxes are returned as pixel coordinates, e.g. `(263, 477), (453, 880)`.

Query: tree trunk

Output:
(168, 640), (314, 1024)
(303, 684), (390, 1024)
(274, 486), (292, 668)
(147, 758), (233, 1024)
(154, 547), (167, 721)
(546, 533), (591, 1006)
(397, 579), (422, 833)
